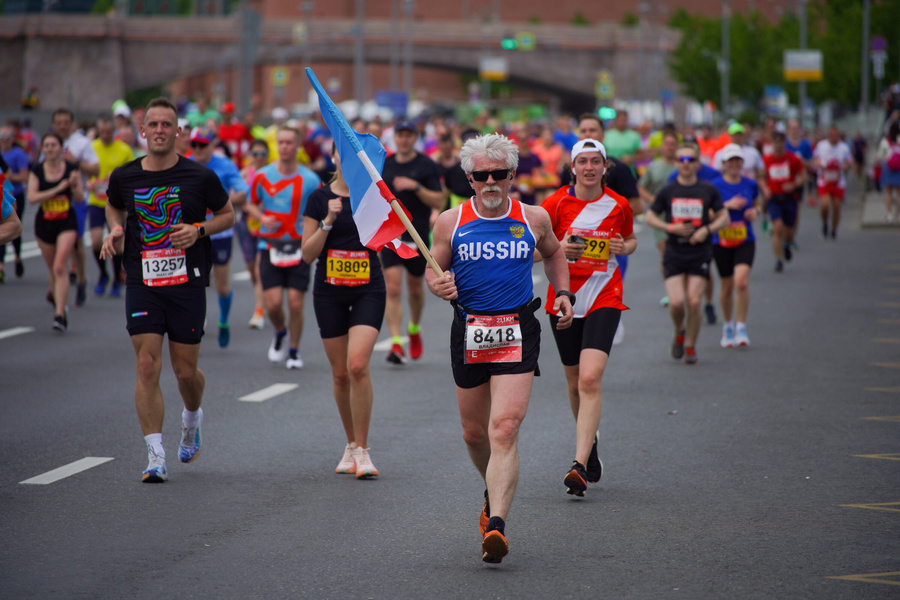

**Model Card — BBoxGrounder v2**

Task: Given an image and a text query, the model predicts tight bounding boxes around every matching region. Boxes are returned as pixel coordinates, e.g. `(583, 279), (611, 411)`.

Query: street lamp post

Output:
(720, 0), (730, 123)
(798, 0), (808, 128)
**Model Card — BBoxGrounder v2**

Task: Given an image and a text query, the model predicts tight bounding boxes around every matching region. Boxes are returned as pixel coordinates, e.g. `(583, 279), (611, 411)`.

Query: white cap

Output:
(272, 107), (289, 122)
(571, 138), (607, 162)
(178, 118), (190, 131)
(113, 104), (132, 119)
(774, 121), (787, 134)
(720, 143), (744, 162)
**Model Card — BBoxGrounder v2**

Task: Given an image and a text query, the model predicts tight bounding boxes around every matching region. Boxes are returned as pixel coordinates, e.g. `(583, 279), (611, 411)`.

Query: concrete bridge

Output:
(0, 14), (680, 112)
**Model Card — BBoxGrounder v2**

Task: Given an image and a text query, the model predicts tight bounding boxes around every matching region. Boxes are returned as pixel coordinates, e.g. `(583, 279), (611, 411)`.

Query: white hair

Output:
(459, 133), (519, 173)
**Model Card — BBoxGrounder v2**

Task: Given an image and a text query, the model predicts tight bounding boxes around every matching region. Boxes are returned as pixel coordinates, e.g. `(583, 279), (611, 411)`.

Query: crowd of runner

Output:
(3, 95), (898, 565)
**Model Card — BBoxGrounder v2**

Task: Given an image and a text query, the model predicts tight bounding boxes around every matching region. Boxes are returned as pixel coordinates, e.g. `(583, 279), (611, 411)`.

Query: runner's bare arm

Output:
(100, 204), (127, 260)
(425, 208), (458, 301)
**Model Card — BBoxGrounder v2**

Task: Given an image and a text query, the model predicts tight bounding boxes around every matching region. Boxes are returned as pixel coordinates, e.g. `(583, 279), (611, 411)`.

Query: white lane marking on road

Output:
(374, 336), (409, 352)
(20, 457), (114, 485)
(233, 271), (251, 282)
(239, 383), (298, 402)
(0, 326), (35, 340)
(2, 241), (40, 263)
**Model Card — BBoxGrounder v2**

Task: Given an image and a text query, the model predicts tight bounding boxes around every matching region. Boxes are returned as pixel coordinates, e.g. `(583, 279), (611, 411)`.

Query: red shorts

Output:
(817, 182), (845, 201)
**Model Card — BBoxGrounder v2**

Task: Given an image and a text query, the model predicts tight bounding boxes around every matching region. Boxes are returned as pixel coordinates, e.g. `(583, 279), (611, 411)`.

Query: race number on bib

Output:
(569, 226), (611, 271)
(768, 164), (790, 180)
(141, 249), (187, 287)
(823, 168), (841, 182)
(718, 221), (747, 248)
(671, 198), (704, 226)
(465, 313), (522, 364)
(326, 249), (370, 286)
(269, 243), (303, 268)
(42, 196), (70, 220)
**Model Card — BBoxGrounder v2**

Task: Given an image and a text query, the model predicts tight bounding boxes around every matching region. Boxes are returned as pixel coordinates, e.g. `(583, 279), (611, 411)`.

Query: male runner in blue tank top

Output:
(427, 133), (574, 565)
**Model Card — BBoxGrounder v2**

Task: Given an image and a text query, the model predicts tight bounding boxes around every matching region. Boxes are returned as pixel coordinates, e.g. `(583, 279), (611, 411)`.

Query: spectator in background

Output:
(553, 114), (579, 152)
(186, 93), (220, 128)
(603, 110), (643, 168)
(218, 102), (254, 168)
(0, 124), (29, 280)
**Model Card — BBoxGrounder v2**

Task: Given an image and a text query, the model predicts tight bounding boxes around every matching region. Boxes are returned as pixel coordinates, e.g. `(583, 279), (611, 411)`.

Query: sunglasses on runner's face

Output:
(678, 155), (696, 163)
(251, 151), (268, 157)
(191, 142), (209, 149)
(470, 169), (510, 182)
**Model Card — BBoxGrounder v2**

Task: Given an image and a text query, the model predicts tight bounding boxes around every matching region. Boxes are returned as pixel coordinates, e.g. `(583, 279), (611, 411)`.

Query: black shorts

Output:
(380, 245), (427, 277)
(767, 195), (798, 228)
(712, 241), (755, 278)
(34, 214), (77, 245)
(313, 285), (386, 338)
(450, 299), (541, 390)
(663, 244), (713, 279)
(210, 236), (233, 266)
(88, 205), (107, 230)
(549, 307), (621, 366)
(259, 250), (311, 292)
(125, 284), (206, 344)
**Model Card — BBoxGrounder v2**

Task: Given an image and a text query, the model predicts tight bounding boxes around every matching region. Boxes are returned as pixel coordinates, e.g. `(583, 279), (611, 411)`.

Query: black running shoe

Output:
(586, 432), (603, 483)
(52, 314), (67, 332)
(75, 282), (86, 307)
(704, 303), (716, 325)
(774, 260), (784, 273)
(671, 330), (685, 360)
(783, 243), (792, 262)
(564, 461), (588, 497)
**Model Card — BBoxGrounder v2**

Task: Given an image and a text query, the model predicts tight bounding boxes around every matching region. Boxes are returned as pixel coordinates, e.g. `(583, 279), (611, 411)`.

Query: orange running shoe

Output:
(482, 529), (509, 564)
(479, 490), (490, 536)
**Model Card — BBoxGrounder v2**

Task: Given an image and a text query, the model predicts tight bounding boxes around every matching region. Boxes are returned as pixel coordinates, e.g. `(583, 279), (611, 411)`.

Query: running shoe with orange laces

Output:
(684, 346), (698, 365)
(479, 489), (490, 536)
(564, 461), (588, 497)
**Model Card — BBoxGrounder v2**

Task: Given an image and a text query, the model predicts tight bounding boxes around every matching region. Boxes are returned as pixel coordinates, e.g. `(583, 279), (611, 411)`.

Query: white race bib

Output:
(141, 249), (187, 287)
(465, 313), (522, 364)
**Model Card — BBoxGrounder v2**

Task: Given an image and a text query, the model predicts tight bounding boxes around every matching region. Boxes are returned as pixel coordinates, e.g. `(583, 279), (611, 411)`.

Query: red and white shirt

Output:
(813, 140), (852, 189)
(763, 152), (805, 195)
(541, 186), (633, 318)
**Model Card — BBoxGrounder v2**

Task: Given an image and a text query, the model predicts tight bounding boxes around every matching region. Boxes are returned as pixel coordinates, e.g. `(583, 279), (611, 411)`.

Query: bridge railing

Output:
(0, 14), (678, 51)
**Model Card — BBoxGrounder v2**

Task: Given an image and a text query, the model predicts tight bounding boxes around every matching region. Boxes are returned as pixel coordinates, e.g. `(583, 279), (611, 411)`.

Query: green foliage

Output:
(667, 0), (900, 110)
(125, 85), (166, 111)
(91, 0), (114, 13)
(571, 11), (590, 26)
(527, 15), (541, 25)
(621, 12), (639, 27)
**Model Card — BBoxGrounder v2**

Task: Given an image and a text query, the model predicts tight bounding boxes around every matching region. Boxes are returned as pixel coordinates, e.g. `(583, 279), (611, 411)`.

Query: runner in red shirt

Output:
(542, 139), (636, 497)
(217, 102), (254, 169)
(761, 131), (806, 272)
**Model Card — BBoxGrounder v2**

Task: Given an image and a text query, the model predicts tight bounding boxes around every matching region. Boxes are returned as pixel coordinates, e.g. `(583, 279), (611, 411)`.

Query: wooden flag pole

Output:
(388, 199), (444, 278)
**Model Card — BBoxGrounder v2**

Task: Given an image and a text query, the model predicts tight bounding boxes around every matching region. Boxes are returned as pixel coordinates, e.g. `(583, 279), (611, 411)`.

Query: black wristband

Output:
(556, 290), (576, 306)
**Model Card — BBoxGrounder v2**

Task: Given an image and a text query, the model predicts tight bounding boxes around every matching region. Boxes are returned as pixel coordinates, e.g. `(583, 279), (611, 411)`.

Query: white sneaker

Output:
(268, 334), (288, 363)
(178, 408), (203, 463)
(735, 323), (750, 347)
(286, 354), (304, 370)
(248, 310), (265, 330)
(612, 320), (624, 346)
(720, 322), (735, 348)
(335, 444), (356, 474)
(352, 446), (379, 479)
(142, 447), (168, 483)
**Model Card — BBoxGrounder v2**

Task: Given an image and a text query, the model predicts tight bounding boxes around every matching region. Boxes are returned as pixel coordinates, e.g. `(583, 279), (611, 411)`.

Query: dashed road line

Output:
(862, 416), (900, 422)
(239, 383), (298, 402)
(852, 453), (900, 461)
(873, 338), (900, 344)
(840, 502), (900, 513)
(20, 457), (114, 485)
(0, 326), (35, 341)
(871, 363), (900, 369)
(878, 319), (900, 325)
(865, 386), (900, 393)
(827, 571), (900, 586)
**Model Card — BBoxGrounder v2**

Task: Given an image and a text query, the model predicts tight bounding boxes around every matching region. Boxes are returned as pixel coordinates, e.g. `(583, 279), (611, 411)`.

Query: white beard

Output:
(481, 186), (503, 209)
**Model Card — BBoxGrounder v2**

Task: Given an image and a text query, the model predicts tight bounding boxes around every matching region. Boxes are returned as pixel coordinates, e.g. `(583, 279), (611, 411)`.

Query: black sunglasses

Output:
(191, 141), (209, 149)
(471, 169), (510, 182)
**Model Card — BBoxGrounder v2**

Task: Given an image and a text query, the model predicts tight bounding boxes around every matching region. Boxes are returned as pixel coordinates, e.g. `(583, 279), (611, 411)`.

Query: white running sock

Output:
(183, 408), (202, 428)
(144, 433), (164, 459)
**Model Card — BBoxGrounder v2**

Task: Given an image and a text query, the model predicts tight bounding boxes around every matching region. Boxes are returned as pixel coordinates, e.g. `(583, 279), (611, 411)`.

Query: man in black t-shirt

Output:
(101, 97), (234, 484)
(645, 142), (728, 365)
(380, 121), (444, 364)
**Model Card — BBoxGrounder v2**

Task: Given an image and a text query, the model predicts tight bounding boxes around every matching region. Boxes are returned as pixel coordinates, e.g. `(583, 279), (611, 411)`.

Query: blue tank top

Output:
(451, 198), (536, 313)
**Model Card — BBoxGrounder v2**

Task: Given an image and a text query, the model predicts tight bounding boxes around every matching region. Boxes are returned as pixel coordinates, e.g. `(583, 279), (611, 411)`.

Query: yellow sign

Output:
(783, 50), (823, 82)
(271, 67), (289, 87)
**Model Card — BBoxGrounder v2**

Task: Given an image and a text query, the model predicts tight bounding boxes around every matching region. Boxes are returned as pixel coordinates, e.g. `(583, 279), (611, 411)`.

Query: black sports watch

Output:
(556, 290), (576, 306)
(193, 222), (206, 238)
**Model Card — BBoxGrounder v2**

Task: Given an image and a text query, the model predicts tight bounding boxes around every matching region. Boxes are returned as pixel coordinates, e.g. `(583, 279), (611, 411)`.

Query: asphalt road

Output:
(1, 194), (898, 599)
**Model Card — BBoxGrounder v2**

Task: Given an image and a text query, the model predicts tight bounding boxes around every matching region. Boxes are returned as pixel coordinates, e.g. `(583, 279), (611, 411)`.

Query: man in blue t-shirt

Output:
(0, 155), (23, 247)
(0, 124), (29, 279)
(189, 127), (248, 348)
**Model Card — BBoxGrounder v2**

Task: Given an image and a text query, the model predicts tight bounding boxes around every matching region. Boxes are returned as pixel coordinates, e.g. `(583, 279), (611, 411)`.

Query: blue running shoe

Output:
(179, 408), (203, 463)
(142, 450), (168, 483)
(94, 273), (109, 296)
(110, 280), (122, 298)
(218, 322), (230, 348)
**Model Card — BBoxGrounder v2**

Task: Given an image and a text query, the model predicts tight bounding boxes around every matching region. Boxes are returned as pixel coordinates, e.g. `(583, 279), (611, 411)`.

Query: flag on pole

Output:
(306, 68), (417, 258)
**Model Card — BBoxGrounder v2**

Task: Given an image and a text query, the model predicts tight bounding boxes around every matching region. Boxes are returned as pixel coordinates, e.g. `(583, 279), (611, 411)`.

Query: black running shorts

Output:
(125, 284), (206, 344)
(712, 241), (755, 279)
(549, 307), (621, 366)
(663, 244), (713, 279)
(313, 285), (386, 339)
(259, 249), (311, 292)
(450, 300), (541, 390)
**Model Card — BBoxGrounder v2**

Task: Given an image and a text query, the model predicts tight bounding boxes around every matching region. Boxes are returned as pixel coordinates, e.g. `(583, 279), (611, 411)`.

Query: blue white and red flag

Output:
(306, 68), (417, 258)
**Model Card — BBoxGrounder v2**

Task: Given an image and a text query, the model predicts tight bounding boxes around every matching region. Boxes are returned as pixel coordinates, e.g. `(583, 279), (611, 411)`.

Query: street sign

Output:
(292, 23), (307, 45)
(516, 32), (536, 52)
(271, 67), (289, 87)
(595, 70), (614, 100)
(480, 57), (509, 82)
(783, 50), (823, 82)
(872, 50), (887, 80)
(871, 35), (887, 52)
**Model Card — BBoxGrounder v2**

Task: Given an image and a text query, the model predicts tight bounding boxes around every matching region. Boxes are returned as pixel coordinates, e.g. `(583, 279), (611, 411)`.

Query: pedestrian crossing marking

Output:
(872, 338), (900, 344)
(862, 416), (900, 422)
(0, 326), (34, 341)
(20, 457), (114, 485)
(239, 383), (298, 402)
(871, 363), (900, 369)
(840, 502), (900, 513)
(852, 453), (900, 461)
(826, 571), (900, 586)
(865, 386), (900, 393)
